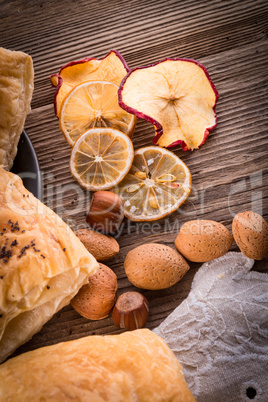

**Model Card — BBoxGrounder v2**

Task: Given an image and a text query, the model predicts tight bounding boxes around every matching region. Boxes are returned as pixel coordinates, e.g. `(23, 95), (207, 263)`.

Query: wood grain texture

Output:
(1, 0), (267, 358)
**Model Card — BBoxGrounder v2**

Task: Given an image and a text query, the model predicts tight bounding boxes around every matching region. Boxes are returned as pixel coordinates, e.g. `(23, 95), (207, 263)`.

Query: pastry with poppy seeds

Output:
(0, 168), (99, 363)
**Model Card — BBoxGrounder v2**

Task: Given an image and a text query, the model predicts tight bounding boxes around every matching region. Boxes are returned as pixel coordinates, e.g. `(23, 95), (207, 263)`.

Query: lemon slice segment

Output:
(114, 146), (191, 221)
(60, 81), (136, 146)
(70, 128), (134, 191)
(51, 50), (129, 117)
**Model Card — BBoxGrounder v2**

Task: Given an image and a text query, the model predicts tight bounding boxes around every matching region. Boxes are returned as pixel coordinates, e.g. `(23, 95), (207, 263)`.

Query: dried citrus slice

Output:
(59, 81), (136, 146)
(114, 146), (191, 221)
(119, 58), (218, 151)
(70, 128), (134, 191)
(51, 50), (128, 117)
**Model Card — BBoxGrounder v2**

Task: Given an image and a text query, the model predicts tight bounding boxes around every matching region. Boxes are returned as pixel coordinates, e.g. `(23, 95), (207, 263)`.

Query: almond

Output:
(74, 228), (119, 261)
(175, 220), (233, 262)
(71, 263), (118, 320)
(124, 243), (189, 290)
(232, 211), (268, 260)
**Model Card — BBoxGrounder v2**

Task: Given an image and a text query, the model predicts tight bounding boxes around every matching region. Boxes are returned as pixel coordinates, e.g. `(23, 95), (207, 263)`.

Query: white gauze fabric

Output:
(153, 252), (268, 402)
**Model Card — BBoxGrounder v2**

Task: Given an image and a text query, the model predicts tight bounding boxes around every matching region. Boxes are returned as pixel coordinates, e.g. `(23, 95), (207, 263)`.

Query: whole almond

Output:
(124, 243), (189, 290)
(74, 228), (119, 261)
(71, 263), (118, 320)
(175, 220), (233, 262)
(232, 211), (268, 260)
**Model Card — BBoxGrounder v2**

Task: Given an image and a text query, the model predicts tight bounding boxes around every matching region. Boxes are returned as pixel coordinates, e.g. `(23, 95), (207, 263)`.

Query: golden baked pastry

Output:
(0, 47), (34, 170)
(0, 329), (195, 401)
(0, 168), (99, 363)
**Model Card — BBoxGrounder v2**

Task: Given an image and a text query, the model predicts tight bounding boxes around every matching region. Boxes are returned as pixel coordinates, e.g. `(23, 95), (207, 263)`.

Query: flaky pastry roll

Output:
(0, 168), (99, 363)
(0, 47), (34, 170)
(0, 329), (195, 401)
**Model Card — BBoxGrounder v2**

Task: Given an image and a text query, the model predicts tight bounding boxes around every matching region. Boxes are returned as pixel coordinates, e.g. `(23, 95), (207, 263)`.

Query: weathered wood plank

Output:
(1, 1), (267, 109)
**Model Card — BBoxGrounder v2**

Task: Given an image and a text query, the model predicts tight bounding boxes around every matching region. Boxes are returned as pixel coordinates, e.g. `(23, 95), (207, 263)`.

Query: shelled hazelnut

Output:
(86, 191), (124, 234)
(112, 291), (149, 331)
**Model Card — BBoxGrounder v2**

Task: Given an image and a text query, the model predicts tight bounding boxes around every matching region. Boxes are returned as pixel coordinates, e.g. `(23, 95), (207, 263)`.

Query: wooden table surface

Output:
(2, 0), (267, 358)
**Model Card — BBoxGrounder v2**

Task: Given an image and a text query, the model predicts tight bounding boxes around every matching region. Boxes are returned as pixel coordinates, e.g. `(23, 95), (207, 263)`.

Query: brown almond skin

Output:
(71, 263), (118, 320)
(124, 243), (190, 290)
(74, 228), (119, 261)
(175, 220), (233, 262)
(232, 211), (268, 260)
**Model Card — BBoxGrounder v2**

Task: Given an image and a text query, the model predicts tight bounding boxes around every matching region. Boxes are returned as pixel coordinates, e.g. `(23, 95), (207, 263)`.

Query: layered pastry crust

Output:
(0, 168), (99, 363)
(0, 329), (195, 401)
(0, 47), (34, 170)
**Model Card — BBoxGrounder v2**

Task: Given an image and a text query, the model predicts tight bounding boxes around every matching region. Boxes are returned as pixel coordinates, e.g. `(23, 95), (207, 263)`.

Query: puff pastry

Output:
(0, 329), (195, 401)
(0, 47), (34, 170)
(0, 168), (99, 363)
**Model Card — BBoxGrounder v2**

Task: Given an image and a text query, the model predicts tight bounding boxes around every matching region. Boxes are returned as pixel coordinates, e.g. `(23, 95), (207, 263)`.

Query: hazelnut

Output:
(71, 263), (118, 320)
(112, 291), (149, 331)
(86, 191), (124, 234)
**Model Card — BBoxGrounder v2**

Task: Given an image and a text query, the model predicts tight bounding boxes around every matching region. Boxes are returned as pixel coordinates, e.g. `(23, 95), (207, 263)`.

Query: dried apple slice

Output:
(51, 50), (129, 117)
(118, 58), (219, 150)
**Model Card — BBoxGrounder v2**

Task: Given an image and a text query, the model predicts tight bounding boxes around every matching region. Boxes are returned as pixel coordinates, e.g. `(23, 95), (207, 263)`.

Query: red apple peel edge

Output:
(118, 57), (219, 151)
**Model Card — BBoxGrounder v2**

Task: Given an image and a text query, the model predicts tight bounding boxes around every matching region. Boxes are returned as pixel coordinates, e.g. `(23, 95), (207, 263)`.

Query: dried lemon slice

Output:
(59, 81), (136, 146)
(51, 50), (129, 117)
(114, 146), (191, 221)
(70, 128), (134, 191)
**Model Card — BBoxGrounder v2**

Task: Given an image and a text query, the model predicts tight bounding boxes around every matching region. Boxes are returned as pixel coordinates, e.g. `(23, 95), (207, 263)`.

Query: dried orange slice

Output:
(70, 128), (134, 191)
(59, 81), (136, 146)
(119, 58), (218, 151)
(51, 50), (129, 117)
(114, 146), (191, 221)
